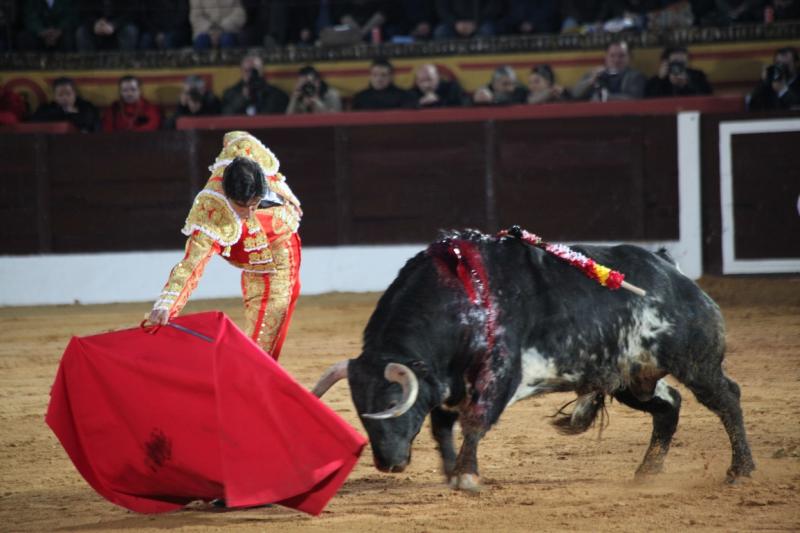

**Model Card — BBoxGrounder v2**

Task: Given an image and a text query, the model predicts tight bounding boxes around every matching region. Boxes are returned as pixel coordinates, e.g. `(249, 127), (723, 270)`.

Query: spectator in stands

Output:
(17, 0), (78, 51)
(527, 64), (570, 104)
(189, 0), (246, 50)
(690, 0), (765, 26)
(384, 0), (436, 41)
(222, 53), (288, 115)
(31, 77), (99, 132)
(572, 40), (646, 101)
(286, 66), (342, 114)
(286, 0), (318, 46)
(164, 75), (221, 129)
(0, 82), (26, 124)
(747, 46), (800, 110)
(772, 0), (800, 21)
(472, 65), (529, 105)
(407, 63), (465, 108)
(0, 0), (16, 51)
(318, 0), (389, 46)
(560, 0), (602, 32)
(500, 0), (560, 35)
(352, 58), (411, 110)
(645, 45), (713, 97)
(102, 75), (162, 132)
(76, 0), (139, 51)
(434, 0), (503, 39)
(241, 0), (288, 47)
(138, 0), (189, 49)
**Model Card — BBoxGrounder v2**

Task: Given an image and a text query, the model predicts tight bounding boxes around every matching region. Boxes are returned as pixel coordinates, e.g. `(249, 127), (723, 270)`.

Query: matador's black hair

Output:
(222, 156), (266, 203)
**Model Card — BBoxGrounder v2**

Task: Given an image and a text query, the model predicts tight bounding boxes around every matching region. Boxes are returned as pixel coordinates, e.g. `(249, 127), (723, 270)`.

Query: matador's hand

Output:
(147, 308), (170, 326)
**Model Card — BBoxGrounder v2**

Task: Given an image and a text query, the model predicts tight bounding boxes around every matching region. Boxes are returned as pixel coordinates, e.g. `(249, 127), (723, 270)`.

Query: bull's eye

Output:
(386, 400), (398, 409)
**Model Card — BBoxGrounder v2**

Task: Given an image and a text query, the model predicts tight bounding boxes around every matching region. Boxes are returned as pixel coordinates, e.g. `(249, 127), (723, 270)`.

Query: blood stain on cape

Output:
(144, 428), (172, 472)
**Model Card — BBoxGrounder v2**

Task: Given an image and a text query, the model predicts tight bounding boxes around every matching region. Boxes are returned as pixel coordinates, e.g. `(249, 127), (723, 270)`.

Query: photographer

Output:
(286, 66), (342, 115)
(102, 75), (162, 132)
(572, 40), (646, 102)
(646, 46), (713, 98)
(164, 75), (221, 129)
(221, 53), (288, 116)
(748, 47), (800, 111)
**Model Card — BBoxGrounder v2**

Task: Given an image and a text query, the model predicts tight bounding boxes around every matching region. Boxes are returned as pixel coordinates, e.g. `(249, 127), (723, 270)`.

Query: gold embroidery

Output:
(219, 133), (280, 175)
(245, 218), (261, 235)
(241, 271), (267, 341)
(248, 249), (273, 264)
(158, 232), (218, 317)
(241, 250), (293, 354)
(244, 232), (268, 251)
(182, 193), (240, 246)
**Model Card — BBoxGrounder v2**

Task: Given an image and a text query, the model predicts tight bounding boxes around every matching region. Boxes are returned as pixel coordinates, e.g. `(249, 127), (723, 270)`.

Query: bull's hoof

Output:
(633, 463), (664, 482)
(725, 462), (755, 484)
(449, 473), (481, 492)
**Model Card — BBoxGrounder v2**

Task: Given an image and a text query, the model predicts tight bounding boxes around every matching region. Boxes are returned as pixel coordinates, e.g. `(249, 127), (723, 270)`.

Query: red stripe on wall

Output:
(268, 66), (414, 79)
(50, 74), (212, 85)
(459, 57), (601, 70)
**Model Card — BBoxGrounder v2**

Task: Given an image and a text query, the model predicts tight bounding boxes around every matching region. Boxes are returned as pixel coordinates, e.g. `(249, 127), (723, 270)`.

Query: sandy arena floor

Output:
(1, 276), (799, 532)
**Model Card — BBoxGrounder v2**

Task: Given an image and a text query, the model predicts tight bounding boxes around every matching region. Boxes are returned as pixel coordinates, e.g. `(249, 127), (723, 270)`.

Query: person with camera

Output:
(747, 47), (800, 111)
(221, 53), (289, 116)
(164, 75), (221, 129)
(102, 75), (162, 132)
(286, 66), (342, 114)
(645, 46), (713, 98)
(572, 40), (646, 102)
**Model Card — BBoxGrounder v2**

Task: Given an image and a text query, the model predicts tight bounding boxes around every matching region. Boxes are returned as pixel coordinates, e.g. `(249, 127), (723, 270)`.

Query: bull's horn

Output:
(361, 363), (419, 420)
(312, 360), (350, 397)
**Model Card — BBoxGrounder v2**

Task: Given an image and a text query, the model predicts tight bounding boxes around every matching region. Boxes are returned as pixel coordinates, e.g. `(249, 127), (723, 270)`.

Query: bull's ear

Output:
(409, 360), (429, 377)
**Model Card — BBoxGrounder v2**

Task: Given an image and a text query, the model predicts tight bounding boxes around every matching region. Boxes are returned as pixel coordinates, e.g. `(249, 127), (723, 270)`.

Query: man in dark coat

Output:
(352, 58), (411, 110)
(76, 0), (139, 50)
(17, 0), (79, 50)
(407, 63), (465, 108)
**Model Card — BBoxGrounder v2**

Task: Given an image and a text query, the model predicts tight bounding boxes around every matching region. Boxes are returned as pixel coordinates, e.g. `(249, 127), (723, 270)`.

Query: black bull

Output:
(313, 230), (755, 490)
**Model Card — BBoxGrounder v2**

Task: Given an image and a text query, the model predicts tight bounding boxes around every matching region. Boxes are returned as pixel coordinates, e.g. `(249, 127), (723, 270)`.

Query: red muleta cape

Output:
(46, 311), (365, 515)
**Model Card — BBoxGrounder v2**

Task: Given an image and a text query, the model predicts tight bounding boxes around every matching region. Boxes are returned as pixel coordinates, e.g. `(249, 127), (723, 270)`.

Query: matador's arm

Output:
(152, 231), (221, 319)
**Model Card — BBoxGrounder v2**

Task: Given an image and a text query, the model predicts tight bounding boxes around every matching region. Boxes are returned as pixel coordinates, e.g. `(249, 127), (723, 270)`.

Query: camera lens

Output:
(668, 61), (686, 76)
(301, 82), (316, 97)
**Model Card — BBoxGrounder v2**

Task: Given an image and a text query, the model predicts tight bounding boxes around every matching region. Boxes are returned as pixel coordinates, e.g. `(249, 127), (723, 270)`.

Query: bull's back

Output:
(485, 241), (724, 383)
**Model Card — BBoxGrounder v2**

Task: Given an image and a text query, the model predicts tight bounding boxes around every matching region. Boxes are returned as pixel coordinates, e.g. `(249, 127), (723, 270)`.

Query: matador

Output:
(148, 131), (302, 360)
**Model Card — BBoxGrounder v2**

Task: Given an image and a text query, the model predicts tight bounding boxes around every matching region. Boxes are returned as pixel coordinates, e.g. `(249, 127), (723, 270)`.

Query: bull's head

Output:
(313, 356), (431, 473)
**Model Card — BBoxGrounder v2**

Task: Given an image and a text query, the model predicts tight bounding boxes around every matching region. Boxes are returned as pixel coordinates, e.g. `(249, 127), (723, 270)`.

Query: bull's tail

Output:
(550, 392), (608, 436)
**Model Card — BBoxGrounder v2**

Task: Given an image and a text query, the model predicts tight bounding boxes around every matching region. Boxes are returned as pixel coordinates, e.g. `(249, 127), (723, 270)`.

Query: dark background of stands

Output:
(2, 21), (800, 70)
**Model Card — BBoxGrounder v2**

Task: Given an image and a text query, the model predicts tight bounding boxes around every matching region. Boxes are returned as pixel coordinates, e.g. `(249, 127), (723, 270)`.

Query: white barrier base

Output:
(0, 245), (425, 306)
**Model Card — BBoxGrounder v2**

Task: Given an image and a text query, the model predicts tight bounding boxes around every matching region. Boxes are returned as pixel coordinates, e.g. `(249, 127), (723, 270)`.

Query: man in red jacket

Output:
(102, 75), (162, 131)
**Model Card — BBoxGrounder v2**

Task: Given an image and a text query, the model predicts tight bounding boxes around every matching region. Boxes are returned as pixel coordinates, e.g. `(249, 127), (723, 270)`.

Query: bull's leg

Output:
(614, 379), (681, 479)
(430, 407), (459, 479)
(685, 373), (755, 482)
(449, 422), (486, 492)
